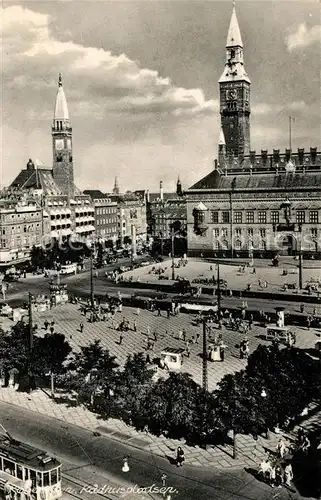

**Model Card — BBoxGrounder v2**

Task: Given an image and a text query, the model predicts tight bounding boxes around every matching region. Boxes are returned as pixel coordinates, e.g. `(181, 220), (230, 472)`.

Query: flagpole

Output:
(289, 116), (292, 151)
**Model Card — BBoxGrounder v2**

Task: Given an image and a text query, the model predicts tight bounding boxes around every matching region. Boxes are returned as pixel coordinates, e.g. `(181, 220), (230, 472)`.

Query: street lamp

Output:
(260, 388), (271, 439)
(90, 246), (94, 308)
(171, 229), (175, 280)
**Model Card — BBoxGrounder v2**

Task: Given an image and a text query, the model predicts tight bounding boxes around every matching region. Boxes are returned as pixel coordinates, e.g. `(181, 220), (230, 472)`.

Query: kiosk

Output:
(160, 348), (185, 371)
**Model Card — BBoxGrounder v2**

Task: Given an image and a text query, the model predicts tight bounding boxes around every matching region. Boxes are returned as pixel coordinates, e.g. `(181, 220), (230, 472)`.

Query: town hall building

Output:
(186, 4), (321, 258)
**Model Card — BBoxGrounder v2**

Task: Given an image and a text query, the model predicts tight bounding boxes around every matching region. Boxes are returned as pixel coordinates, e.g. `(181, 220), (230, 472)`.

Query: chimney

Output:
(261, 149), (268, 165)
(310, 147), (317, 164)
(298, 148), (304, 164)
(273, 149), (280, 163)
(160, 181), (164, 202)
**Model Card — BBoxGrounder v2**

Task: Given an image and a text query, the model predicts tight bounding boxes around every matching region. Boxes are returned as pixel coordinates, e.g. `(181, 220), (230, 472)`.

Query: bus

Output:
(0, 433), (62, 500)
(59, 263), (77, 275)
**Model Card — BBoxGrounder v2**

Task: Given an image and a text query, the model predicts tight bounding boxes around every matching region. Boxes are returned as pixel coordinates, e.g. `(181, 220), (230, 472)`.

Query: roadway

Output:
(2, 266), (320, 317)
(0, 401), (306, 500)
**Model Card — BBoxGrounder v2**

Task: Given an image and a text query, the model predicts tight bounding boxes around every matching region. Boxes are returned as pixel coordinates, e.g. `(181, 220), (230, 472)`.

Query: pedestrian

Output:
(301, 435), (310, 454)
(147, 326), (151, 336)
(44, 320), (49, 331)
(167, 309), (171, 319)
(182, 329), (187, 342)
(119, 334), (123, 345)
(284, 463), (293, 486)
(196, 333), (200, 344)
(50, 326), (54, 334)
(122, 457), (129, 472)
(118, 302), (122, 313)
(136, 307), (140, 316)
(300, 304), (304, 313)
(191, 335), (196, 344)
(186, 345), (190, 358)
(264, 281), (268, 288)
(269, 466), (276, 488)
(220, 345), (225, 362)
(157, 308), (161, 317)
(176, 447), (185, 467)
(275, 465), (283, 488)
(146, 353), (151, 364)
(307, 316), (311, 329)
(133, 320), (137, 332)
(153, 331), (158, 342)
(79, 322), (84, 333)
(51, 320), (55, 327)
(277, 438), (286, 459)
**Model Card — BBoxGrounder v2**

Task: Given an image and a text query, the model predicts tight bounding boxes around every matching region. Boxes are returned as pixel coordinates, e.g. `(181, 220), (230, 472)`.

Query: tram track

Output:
(62, 472), (115, 500)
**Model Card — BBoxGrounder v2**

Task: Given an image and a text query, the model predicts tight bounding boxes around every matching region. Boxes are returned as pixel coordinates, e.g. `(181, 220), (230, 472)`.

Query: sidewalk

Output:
(0, 385), (319, 471)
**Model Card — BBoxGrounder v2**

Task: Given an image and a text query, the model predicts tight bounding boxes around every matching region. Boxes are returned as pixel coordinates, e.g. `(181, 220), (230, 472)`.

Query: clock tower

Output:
(219, 2), (251, 158)
(52, 74), (74, 197)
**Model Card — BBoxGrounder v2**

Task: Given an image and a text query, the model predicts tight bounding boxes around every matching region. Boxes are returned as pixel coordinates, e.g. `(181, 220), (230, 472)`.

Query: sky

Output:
(1, 0), (320, 193)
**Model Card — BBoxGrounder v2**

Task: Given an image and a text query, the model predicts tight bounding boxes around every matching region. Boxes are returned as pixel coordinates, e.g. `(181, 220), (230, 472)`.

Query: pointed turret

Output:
(218, 128), (227, 167)
(54, 74), (70, 121)
(219, 2), (251, 158)
(113, 177), (120, 195)
(176, 176), (182, 196)
(218, 128), (226, 146)
(52, 74), (74, 197)
(226, 4), (243, 48)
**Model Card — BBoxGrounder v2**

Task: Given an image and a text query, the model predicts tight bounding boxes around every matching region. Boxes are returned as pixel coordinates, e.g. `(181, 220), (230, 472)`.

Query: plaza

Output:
(33, 302), (319, 392)
(122, 258), (321, 295)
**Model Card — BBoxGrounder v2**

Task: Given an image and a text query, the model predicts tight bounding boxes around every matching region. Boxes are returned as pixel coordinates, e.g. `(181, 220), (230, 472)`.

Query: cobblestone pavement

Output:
(33, 303), (319, 392)
(0, 303), (319, 472)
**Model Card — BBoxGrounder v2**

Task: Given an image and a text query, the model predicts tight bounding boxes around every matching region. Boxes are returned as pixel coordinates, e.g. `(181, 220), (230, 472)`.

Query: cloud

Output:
(1, 5), (216, 118)
(285, 22), (321, 51)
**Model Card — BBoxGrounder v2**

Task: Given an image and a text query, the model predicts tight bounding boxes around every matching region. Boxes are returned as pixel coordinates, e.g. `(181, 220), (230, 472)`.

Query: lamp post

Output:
(171, 229), (175, 281)
(202, 319), (208, 450)
(90, 247), (94, 308)
(260, 388), (271, 439)
(28, 292), (35, 392)
(298, 224), (303, 290)
(233, 378), (238, 459)
(216, 262), (221, 316)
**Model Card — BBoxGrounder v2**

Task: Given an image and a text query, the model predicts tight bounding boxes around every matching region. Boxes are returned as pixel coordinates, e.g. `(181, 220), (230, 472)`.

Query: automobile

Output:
(140, 261), (151, 267)
(3, 273), (19, 282)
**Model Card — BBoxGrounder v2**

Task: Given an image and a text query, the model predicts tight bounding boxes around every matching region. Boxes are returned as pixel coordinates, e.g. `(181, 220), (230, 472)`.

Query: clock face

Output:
(226, 89), (237, 100)
(55, 139), (64, 151)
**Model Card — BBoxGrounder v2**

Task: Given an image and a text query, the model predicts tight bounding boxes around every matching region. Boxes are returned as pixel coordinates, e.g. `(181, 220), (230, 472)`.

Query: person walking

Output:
(269, 466), (276, 488)
(284, 463), (293, 486)
(275, 465), (283, 488)
(182, 329), (187, 342)
(44, 320), (49, 331)
(300, 303), (304, 313)
(136, 307), (140, 316)
(119, 334), (123, 345)
(176, 447), (185, 467)
(196, 333), (200, 344)
(50, 326), (54, 334)
(133, 320), (137, 332)
(277, 438), (286, 459)
(157, 308), (161, 317)
(79, 322), (84, 333)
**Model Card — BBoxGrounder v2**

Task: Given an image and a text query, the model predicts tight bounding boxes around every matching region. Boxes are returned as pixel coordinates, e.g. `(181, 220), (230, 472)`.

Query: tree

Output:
(34, 333), (72, 395)
(0, 322), (29, 381)
(112, 353), (155, 426)
(68, 340), (119, 407)
(123, 236), (132, 246)
(96, 242), (104, 268)
(30, 246), (46, 271)
(106, 240), (114, 249)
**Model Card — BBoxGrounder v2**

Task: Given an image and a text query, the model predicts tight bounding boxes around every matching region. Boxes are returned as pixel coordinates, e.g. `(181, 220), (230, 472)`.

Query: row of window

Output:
(209, 210), (319, 225)
(98, 227), (117, 235)
(0, 236), (41, 249)
(96, 218), (117, 226)
(96, 207), (117, 215)
(2, 224), (41, 235)
(212, 228), (318, 238)
(0, 456), (61, 486)
(51, 214), (71, 220)
(5, 212), (40, 220)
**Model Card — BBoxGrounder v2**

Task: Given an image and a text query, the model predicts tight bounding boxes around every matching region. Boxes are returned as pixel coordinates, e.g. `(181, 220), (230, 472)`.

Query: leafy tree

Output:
(123, 236), (132, 246)
(34, 333), (72, 394)
(68, 340), (119, 407)
(96, 242), (104, 268)
(30, 246), (46, 270)
(0, 322), (29, 378)
(112, 353), (155, 426)
(106, 240), (114, 249)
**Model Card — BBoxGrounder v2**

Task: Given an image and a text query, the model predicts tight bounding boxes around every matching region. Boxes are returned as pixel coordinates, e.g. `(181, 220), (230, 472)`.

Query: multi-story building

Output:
(0, 194), (50, 268)
(153, 206), (187, 239)
(186, 4), (321, 257)
(83, 190), (118, 241)
(110, 192), (147, 244)
(7, 75), (95, 247)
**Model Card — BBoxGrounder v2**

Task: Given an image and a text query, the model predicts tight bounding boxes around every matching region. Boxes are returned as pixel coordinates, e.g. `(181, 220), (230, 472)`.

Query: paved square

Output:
(33, 303), (319, 392)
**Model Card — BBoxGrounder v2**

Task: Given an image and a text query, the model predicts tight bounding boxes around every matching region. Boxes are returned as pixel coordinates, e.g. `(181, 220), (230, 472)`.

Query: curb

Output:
(0, 394), (250, 471)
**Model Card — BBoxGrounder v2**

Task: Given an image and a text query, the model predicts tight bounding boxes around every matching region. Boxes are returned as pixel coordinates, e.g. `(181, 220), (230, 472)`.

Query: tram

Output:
(0, 432), (62, 500)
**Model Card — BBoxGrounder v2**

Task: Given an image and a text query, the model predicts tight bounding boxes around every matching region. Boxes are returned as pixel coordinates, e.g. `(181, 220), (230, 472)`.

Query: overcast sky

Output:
(1, 0), (320, 192)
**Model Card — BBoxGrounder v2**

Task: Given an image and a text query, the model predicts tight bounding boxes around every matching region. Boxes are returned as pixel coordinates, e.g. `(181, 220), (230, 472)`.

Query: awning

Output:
(58, 201), (63, 206)
(53, 202), (58, 206)
(51, 231), (59, 238)
(70, 199), (76, 204)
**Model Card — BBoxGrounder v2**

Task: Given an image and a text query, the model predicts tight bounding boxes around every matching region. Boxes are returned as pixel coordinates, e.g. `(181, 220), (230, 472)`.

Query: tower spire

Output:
(54, 73), (70, 120)
(113, 176), (120, 195)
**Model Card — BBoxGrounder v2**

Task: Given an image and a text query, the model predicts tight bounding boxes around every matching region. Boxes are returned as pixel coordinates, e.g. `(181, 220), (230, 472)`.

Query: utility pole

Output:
(171, 229), (175, 281)
(299, 225), (303, 289)
(289, 116), (295, 151)
(28, 292), (34, 392)
(202, 320), (208, 451)
(217, 262), (221, 315)
(90, 248), (94, 308)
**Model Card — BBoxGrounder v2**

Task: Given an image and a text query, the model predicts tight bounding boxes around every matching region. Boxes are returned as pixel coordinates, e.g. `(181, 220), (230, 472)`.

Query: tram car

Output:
(0, 433), (62, 500)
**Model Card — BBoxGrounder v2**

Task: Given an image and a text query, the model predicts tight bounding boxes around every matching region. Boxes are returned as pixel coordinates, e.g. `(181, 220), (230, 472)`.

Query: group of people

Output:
(259, 458), (293, 488)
